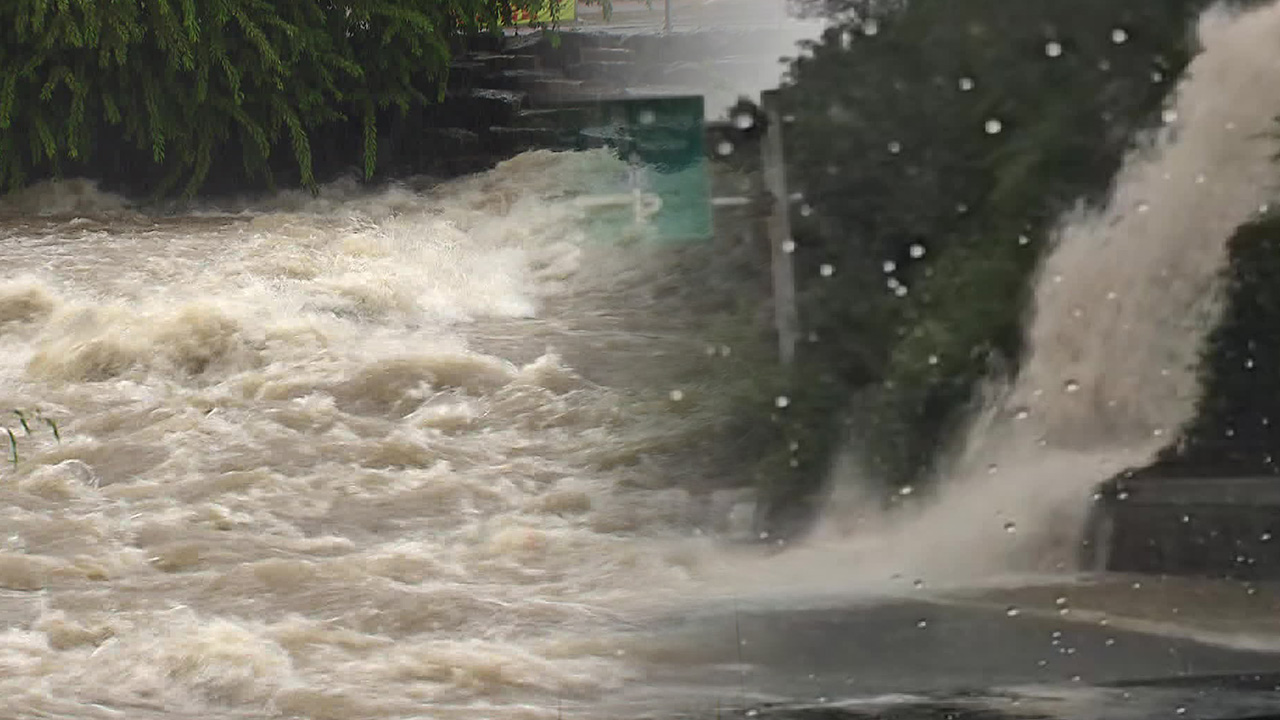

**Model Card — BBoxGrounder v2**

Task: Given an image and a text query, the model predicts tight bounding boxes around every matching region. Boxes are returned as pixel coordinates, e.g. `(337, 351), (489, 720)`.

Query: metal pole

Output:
(664, 0), (671, 33)
(760, 90), (799, 366)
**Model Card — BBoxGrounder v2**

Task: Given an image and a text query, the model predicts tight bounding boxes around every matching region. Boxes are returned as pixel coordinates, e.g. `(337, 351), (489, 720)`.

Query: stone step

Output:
(580, 46), (635, 64)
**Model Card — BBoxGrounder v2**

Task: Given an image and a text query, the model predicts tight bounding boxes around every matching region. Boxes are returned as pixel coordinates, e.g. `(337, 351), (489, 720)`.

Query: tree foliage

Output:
(0, 0), (566, 196)
(757, 0), (1218, 527)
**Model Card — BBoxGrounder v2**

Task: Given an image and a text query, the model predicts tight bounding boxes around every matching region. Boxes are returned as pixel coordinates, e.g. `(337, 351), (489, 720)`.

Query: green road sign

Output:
(563, 96), (713, 244)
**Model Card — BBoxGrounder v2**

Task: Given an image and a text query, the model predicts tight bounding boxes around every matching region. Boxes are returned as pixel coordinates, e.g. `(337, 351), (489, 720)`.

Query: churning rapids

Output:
(0, 150), (767, 719)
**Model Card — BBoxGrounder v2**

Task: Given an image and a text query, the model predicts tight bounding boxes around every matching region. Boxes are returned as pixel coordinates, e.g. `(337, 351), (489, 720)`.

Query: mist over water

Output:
(762, 0), (1280, 595)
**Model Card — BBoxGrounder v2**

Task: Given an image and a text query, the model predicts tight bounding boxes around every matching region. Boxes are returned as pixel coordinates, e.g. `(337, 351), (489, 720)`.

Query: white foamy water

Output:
(0, 150), (757, 719)
(698, 0), (1280, 601)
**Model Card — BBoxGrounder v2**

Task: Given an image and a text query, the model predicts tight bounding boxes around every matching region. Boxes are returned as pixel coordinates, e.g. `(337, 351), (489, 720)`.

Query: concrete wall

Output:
(1083, 476), (1280, 580)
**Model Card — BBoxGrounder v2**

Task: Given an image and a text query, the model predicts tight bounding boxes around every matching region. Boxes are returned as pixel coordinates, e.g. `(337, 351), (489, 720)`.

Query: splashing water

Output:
(725, 0), (1280, 598)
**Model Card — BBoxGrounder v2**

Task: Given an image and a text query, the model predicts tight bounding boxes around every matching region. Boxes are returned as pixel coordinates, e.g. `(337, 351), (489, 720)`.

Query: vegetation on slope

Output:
(749, 0), (1225, 532)
(0, 0), (574, 197)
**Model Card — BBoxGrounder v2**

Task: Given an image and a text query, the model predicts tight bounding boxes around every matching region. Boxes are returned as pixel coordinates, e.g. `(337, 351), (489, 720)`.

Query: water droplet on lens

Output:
(1055, 596), (1068, 606)
(916, 619), (928, 628)
(1045, 41), (1063, 57)
(669, 389), (684, 402)
(958, 76), (975, 91)
(1111, 28), (1129, 44)
(1014, 408), (1030, 420)
(913, 579), (925, 590)
(639, 110), (657, 125)
(1006, 606), (1020, 617)
(883, 260), (897, 273)
(1175, 707), (1186, 716)
(820, 263), (835, 277)
(862, 19), (879, 36)
(733, 111), (755, 130)
(1162, 108), (1179, 124)
(894, 285), (909, 297)
(716, 140), (735, 156)
(1105, 638), (1116, 646)
(775, 395), (791, 409)
(899, 485), (914, 496)
(1064, 380), (1080, 393)
(987, 464), (999, 475)
(800, 204), (813, 217)
(927, 354), (939, 365)
(909, 243), (926, 259)
(984, 118), (1003, 135)
(888, 141), (902, 154)
(782, 239), (797, 253)
(1018, 234), (1031, 246)
(1004, 521), (1017, 534)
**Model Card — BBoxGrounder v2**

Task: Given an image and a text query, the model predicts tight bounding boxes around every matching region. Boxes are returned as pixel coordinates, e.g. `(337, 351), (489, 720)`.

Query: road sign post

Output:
(760, 90), (799, 366)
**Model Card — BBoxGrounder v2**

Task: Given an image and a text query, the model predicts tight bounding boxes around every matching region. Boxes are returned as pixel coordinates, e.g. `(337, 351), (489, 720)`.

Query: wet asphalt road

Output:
(611, 598), (1280, 717)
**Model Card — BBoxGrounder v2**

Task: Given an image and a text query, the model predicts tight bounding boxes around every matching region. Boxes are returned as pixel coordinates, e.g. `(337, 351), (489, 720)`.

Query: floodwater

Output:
(0, 150), (760, 719)
(5, 2), (1280, 718)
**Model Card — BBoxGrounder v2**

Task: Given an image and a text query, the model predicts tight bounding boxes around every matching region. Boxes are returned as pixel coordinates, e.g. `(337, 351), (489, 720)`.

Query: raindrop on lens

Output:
(800, 204), (814, 217)
(916, 619), (928, 629)
(1064, 380), (1080, 393)
(984, 118), (1003, 135)
(894, 285), (908, 297)
(1045, 41), (1063, 57)
(669, 389), (684, 402)
(958, 77), (975, 91)
(1006, 607), (1020, 617)
(909, 243), (926, 259)
(782, 239), (797, 254)
(1018, 234), (1031, 246)
(716, 140), (734, 156)
(862, 19), (879, 36)
(913, 579), (925, 590)
(883, 260), (897, 273)
(733, 111), (755, 130)
(888, 141), (902, 154)
(820, 263), (835, 277)
(928, 354), (939, 365)
(775, 395), (791, 409)
(1004, 521), (1017, 534)
(1111, 28), (1129, 44)
(1162, 108), (1179, 124)
(899, 485), (914, 496)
